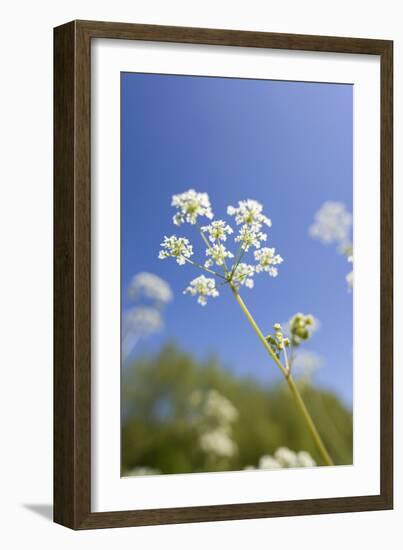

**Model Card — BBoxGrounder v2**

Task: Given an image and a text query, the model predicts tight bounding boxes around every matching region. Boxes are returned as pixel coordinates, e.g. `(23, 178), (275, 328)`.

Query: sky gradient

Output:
(121, 72), (353, 405)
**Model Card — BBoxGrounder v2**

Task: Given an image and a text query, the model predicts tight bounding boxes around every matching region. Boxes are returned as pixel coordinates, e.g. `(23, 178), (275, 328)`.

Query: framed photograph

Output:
(54, 20), (393, 529)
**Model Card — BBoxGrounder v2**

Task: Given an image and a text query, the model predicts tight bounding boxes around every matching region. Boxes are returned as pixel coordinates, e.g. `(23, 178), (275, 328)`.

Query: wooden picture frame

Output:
(54, 20), (393, 530)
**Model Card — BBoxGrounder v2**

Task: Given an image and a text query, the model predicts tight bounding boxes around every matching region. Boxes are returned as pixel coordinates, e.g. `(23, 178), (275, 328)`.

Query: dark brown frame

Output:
(54, 20), (393, 530)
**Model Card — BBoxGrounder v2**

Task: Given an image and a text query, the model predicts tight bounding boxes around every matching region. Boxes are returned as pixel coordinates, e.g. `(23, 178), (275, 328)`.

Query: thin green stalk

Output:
(184, 257), (226, 280)
(196, 223), (229, 277)
(230, 285), (287, 377)
(230, 285), (334, 466)
(286, 376), (334, 466)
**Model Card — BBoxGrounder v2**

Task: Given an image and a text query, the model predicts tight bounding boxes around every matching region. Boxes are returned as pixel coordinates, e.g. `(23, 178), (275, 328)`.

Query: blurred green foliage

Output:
(122, 344), (353, 474)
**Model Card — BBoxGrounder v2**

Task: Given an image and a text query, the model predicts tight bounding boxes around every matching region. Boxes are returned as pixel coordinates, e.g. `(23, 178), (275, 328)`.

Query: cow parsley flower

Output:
(205, 243), (234, 266)
(235, 224), (267, 251)
(171, 189), (213, 225)
(232, 263), (255, 289)
(254, 247), (283, 276)
(183, 275), (219, 306)
(158, 236), (193, 265)
(227, 199), (272, 228)
(201, 220), (233, 242)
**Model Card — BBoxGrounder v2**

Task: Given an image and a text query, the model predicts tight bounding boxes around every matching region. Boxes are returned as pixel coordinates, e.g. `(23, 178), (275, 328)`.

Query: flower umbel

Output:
(205, 243), (234, 266)
(201, 220), (233, 242)
(254, 247), (283, 276)
(183, 275), (219, 306)
(227, 199), (272, 228)
(235, 224), (267, 251)
(158, 236), (193, 265)
(232, 263), (255, 289)
(171, 189), (213, 225)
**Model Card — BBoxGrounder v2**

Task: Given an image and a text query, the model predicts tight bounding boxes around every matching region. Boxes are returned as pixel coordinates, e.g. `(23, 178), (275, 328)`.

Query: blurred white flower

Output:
(183, 275), (219, 306)
(259, 455), (282, 469)
(127, 272), (173, 304)
(296, 451), (316, 467)
(205, 243), (234, 266)
(201, 220), (233, 242)
(158, 235), (193, 265)
(122, 306), (163, 359)
(249, 447), (316, 470)
(199, 428), (238, 458)
(274, 446), (299, 467)
(232, 263), (255, 289)
(309, 201), (352, 250)
(190, 389), (239, 460)
(227, 199), (272, 228)
(171, 189), (213, 225)
(127, 466), (160, 476)
(254, 247), (283, 276)
(204, 389), (239, 424)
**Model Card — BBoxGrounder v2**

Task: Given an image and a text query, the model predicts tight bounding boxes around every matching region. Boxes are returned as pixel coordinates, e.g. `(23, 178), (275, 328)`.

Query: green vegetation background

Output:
(122, 345), (353, 474)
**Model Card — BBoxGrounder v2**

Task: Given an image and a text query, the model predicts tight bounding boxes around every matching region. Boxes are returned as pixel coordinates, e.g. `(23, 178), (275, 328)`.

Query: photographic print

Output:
(121, 72), (353, 476)
(54, 21), (392, 528)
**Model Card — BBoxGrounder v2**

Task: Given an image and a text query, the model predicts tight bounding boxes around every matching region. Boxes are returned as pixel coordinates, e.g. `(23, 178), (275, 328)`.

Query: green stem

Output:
(230, 286), (287, 377)
(197, 223), (229, 277)
(286, 376), (334, 466)
(230, 285), (334, 466)
(184, 257), (226, 280)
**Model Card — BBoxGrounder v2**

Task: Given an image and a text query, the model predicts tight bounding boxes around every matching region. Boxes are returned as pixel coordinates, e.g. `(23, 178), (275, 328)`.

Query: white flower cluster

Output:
(158, 236), (193, 265)
(201, 220), (233, 242)
(183, 275), (219, 306)
(158, 190), (283, 305)
(172, 189), (213, 225)
(227, 199), (272, 228)
(245, 447), (316, 470)
(234, 224), (267, 251)
(228, 199), (272, 254)
(190, 389), (239, 459)
(254, 247), (283, 276)
(205, 243), (234, 267)
(232, 263), (255, 289)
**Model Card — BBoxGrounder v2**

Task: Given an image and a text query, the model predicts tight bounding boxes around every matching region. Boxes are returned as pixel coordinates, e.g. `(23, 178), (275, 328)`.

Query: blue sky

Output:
(121, 72), (353, 405)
